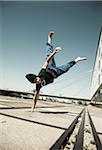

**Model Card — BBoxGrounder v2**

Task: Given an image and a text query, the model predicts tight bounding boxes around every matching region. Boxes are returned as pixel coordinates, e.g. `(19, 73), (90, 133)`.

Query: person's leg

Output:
(56, 56), (87, 77)
(56, 60), (76, 77)
(46, 43), (54, 58)
(46, 31), (54, 58)
(45, 31), (57, 70)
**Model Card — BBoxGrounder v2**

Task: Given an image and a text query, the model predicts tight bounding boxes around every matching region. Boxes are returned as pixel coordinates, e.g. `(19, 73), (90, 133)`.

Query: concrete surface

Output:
(0, 96), (102, 150)
(0, 96), (84, 150)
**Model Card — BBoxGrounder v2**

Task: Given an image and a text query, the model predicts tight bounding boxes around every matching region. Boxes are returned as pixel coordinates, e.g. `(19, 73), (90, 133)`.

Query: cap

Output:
(25, 74), (37, 84)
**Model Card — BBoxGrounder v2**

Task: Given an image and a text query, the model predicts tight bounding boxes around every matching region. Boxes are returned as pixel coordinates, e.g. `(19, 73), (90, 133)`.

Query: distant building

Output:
(91, 28), (102, 101)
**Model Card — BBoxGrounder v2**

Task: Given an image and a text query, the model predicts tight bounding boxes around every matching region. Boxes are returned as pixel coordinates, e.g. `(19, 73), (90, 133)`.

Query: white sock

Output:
(48, 36), (52, 45)
(75, 57), (87, 63)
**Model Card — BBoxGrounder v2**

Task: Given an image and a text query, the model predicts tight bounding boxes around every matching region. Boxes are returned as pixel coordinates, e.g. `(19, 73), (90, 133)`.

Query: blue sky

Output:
(0, 1), (102, 99)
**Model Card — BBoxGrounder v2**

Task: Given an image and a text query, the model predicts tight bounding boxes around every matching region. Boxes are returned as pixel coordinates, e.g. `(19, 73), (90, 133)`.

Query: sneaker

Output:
(75, 56), (87, 62)
(48, 31), (54, 38)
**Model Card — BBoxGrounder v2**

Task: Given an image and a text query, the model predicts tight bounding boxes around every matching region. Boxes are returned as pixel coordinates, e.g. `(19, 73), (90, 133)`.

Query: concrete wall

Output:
(91, 83), (102, 102)
(91, 28), (102, 100)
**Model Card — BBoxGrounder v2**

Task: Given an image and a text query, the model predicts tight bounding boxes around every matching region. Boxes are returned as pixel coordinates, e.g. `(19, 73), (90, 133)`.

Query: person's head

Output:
(26, 74), (41, 84)
(34, 76), (41, 84)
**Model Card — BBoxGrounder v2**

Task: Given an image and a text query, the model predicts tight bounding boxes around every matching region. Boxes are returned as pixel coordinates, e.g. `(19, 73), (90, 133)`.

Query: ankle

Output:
(47, 31), (54, 44)
(48, 36), (52, 45)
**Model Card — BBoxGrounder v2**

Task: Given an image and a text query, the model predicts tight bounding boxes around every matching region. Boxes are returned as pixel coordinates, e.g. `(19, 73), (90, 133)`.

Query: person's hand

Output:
(28, 108), (34, 112)
(30, 108), (34, 112)
(55, 47), (62, 52)
(27, 108), (34, 112)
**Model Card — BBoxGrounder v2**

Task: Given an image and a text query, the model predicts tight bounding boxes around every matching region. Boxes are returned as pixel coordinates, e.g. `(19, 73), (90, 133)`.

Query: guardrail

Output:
(50, 108), (102, 150)
(50, 109), (85, 150)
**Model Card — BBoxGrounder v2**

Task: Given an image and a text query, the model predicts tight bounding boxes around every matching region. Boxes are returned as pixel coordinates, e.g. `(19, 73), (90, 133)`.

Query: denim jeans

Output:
(46, 43), (76, 78)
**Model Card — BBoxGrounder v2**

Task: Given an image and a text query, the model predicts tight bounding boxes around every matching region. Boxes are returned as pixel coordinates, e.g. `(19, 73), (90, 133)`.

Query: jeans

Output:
(46, 43), (76, 78)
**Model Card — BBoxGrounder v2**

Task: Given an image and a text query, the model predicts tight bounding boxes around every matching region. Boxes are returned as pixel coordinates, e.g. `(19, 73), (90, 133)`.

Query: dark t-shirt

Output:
(36, 68), (55, 91)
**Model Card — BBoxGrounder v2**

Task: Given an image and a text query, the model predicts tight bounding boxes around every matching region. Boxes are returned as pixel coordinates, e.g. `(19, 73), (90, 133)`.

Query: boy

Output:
(26, 31), (87, 112)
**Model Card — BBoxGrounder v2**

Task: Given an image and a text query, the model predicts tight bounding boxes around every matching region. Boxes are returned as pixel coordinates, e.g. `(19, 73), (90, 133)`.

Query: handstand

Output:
(26, 31), (87, 112)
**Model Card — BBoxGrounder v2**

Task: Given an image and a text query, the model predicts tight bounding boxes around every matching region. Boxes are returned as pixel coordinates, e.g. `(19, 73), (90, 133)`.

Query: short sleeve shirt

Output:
(36, 69), (54, 91)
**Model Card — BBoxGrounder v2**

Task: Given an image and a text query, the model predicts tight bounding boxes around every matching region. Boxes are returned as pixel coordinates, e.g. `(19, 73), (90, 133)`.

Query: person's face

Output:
(34, 77), (41, 84)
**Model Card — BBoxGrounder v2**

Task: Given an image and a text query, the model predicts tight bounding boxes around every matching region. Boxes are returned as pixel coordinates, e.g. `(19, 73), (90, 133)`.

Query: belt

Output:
(46, 69), (57, 78)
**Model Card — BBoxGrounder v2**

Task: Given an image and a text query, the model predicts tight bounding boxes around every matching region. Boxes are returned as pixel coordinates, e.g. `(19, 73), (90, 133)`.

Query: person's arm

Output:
(31, 90), (40, 112)
(42, 47), (61, 69)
